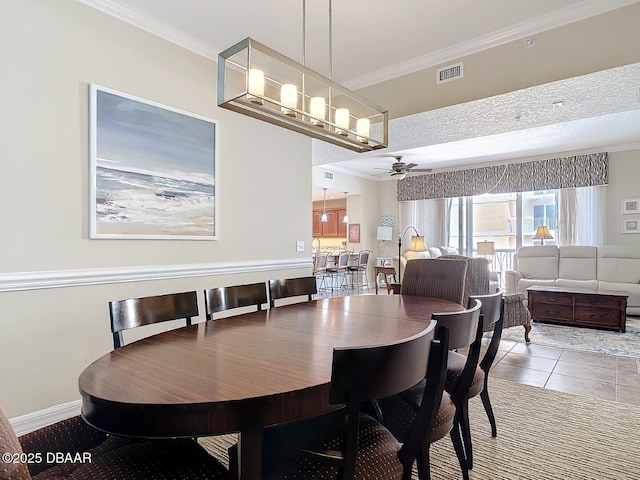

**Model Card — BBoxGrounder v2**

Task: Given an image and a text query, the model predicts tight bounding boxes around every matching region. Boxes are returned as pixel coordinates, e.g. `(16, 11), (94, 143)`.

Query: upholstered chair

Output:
(0, 404), (229, 480)
(441, 254), (531, 342)
(400, 258), (468, 305)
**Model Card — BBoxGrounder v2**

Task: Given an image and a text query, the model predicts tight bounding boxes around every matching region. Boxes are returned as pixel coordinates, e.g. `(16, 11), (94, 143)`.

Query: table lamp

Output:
(533, 226), (554, 245)
(477, 241), (495, 256)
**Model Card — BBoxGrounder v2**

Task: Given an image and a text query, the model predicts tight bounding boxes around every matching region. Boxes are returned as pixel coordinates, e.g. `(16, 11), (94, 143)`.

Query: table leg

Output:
(375, 273), (379, 295)
(236, 409), (264, 480)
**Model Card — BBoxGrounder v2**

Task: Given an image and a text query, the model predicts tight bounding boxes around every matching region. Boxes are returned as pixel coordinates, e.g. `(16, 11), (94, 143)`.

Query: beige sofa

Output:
(400, 246), (459, 270)
(505, 245), (640, 315)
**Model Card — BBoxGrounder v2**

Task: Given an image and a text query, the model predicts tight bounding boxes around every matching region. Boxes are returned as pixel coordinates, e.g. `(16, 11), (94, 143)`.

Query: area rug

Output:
(199, 377), (640, 479)
(499, 316), (640, 358)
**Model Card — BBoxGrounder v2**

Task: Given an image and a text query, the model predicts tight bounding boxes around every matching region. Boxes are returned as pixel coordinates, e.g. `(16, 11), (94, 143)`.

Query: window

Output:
(446, 190), (561, 257)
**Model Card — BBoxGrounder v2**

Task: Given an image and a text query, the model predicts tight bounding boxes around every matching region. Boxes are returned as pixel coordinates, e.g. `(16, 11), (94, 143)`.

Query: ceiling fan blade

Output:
(404, 163), (419, 169)
(408, 168), (433, 173)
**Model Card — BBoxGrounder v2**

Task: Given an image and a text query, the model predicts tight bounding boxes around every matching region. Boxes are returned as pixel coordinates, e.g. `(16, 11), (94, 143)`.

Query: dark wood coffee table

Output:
(527, 285), (628, 332)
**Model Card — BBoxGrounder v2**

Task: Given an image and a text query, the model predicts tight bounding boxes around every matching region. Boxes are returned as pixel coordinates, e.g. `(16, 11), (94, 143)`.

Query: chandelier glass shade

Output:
(217, 37), (388, 153)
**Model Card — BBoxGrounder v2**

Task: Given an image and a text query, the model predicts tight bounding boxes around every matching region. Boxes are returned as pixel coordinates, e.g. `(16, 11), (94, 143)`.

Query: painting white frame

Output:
(621, 198), (640, 215)
(622, 218), (640, 234)
(89, 84), (219, 240)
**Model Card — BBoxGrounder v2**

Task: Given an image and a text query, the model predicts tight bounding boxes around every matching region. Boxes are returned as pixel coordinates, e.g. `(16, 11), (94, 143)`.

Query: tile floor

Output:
(486, 335), (640, 406)
(326, 288), (640, 407)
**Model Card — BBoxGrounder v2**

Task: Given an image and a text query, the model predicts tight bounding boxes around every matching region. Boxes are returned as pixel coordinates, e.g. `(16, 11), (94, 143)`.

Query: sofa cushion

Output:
(558, 246), (597, 280)
(519, 278), (556, 298)
(404, 250), (431, 262)
(597, 281), (640, 309)
(598, 246), (640, 284)
(556, 279), (599, 289)
(517, 246), (559, 280)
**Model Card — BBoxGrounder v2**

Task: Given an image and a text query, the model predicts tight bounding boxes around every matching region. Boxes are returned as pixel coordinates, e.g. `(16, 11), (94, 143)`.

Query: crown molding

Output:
(0, 258), (312, 293)
(344, 0), (640, 89)
(77, 0), (638, 89)
(75, 0), (219, 59)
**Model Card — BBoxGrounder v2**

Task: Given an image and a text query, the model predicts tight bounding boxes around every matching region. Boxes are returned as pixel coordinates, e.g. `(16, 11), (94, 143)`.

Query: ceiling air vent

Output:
(437, 62), (464, 84)
(324, 170), (335, 181)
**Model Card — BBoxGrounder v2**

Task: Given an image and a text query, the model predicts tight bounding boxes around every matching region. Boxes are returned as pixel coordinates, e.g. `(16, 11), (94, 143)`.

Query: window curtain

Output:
(399, 198), (448, 250)
(557, 185), (606, 246)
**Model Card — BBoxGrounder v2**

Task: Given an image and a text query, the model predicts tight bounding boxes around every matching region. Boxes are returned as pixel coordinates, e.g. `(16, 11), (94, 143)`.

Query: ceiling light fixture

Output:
(321, 188), (328, 223)
(217, 0), (388, 153)
(342, 192), (348, 224)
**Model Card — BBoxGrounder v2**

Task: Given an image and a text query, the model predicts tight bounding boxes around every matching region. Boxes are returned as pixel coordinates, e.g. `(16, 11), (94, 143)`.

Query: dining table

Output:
(78, 294), (463, 479)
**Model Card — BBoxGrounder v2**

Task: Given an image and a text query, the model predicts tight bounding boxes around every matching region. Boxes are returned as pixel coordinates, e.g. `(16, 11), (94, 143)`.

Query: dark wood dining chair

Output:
(1, 403), (229, 480)
(252, 320), (448, 480)
(109, 291), (199, 349)
(439, 298), (484, 480)
(203, 282), (268, 320)
(372, 326), (454, 480)
(470, 290), (505, 438)
(400, 258), (468, 304)
(268, 276), (317, 307)
(378, 298), (482, 480)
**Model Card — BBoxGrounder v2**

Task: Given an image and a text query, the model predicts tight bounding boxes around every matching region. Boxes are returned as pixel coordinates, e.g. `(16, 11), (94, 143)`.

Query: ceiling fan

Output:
(376, 155), (432, 180)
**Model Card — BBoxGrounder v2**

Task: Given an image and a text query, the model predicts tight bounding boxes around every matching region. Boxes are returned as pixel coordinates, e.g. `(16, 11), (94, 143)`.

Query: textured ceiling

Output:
(315, 62), (640, 179)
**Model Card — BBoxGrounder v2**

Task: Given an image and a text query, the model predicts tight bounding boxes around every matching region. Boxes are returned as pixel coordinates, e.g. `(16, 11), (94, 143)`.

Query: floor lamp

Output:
(397, 226), (427, 281)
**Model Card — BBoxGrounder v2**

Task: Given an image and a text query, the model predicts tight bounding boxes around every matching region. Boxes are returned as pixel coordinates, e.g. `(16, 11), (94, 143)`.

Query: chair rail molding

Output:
(0, 258), (312, 293)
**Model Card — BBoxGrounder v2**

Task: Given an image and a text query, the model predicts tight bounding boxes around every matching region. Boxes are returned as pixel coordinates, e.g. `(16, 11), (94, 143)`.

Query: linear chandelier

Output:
(217, 1), (388, 153)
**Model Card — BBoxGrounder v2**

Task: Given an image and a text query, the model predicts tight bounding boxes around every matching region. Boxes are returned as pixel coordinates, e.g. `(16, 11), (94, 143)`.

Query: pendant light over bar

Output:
(217, 2), (388, 153)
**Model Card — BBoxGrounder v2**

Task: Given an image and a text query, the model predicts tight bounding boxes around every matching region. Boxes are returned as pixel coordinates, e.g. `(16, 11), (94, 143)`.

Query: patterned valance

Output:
(397, 153), (608, 201)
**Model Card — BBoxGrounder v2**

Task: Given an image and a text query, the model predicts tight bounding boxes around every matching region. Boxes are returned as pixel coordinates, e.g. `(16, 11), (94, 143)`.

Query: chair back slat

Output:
(269, 277), (317, 307)
(204, 283), (268, 319)
(109, 291), (198, 349)
(313, 252), (329, 273)
(431, 297), (482, 351)
(470, 289), (502, 330)
(357, 250), (370, 268)
(400, 258), (467, 304)
(337, 251), (350, 268)
(329, 321), (436, 406)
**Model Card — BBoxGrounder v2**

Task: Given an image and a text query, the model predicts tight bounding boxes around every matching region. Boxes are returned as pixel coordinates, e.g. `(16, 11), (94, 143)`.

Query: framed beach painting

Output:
(89, 84), (218, 240)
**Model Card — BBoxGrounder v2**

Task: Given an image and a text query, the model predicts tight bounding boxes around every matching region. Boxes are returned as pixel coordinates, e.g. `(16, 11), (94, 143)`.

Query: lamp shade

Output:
(477, 241), (495, 256)
(533, 226), (554, 240)
(376, 226), (393, 241)
(408, 235), (427, 252)
(533, 225), (554, 245)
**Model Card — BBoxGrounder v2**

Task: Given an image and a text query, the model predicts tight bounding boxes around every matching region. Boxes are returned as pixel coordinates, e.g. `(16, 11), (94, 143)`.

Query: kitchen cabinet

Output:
(313, 209), (347, 238)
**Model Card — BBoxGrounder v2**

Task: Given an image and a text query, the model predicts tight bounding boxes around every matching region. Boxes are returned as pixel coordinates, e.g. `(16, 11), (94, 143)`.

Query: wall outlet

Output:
(296, 241), (304, 252)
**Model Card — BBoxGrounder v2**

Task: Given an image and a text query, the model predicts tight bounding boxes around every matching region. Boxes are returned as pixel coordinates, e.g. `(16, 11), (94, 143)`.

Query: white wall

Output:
(0, 0), (312, 417)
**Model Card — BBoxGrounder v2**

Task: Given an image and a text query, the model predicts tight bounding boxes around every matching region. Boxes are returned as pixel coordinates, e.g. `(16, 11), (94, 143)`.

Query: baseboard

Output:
(10, 400), (82, 436)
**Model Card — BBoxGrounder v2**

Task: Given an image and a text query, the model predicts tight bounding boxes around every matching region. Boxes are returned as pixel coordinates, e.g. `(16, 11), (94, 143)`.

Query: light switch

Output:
(296, 241), (305, 252)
